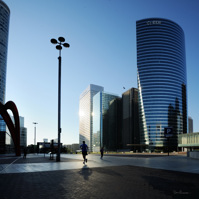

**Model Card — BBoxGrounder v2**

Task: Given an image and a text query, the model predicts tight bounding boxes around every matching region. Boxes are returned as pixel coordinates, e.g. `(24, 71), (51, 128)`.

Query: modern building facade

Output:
(0, 0), (10, 153)
(188, 116), (193, 134)
(0, 0), (9, 104)
(19, 117), (27, 148)
(137, 18), (187, 150)
(79, 84), (104, 151)
(105, 97), (122, 151)
(122, 88), (140, 151)
(92, 91), (119, 152)
(63, 143), (79, 153)
(10, 116), (27, 149)
(178, 132), (199, 151)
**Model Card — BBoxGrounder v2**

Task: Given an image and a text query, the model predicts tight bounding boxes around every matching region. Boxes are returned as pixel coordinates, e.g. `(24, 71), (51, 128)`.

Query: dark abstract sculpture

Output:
(0, 101), (21, 156)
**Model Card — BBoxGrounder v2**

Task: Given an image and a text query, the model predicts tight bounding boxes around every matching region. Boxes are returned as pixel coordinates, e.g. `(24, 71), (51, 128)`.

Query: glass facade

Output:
(92, 92), (101, 152)
(0, 1), (10, 153)
(92, 91), (119, 152)
(18, 117), (27, 147)
(0, 116), (6, 153)
(105, 98), (122, 151)
(136, 18), (187, 149)
(0, 0), (10, 104)
(79, 84), (104, 151)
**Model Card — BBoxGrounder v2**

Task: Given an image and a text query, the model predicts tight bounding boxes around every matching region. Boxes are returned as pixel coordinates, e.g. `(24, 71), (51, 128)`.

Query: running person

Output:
(80, 141), (88, 164)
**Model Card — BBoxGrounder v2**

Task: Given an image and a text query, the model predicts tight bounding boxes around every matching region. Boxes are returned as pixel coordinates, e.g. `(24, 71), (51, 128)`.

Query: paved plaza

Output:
(0, 153), (199, 198)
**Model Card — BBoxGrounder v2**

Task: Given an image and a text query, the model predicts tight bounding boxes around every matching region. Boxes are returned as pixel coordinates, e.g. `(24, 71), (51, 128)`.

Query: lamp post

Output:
(50, 37), (70, 162)
(33, 122), (38, 153)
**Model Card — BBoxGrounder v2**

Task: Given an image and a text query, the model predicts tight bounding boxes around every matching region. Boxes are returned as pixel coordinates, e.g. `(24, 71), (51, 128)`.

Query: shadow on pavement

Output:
(142, 169), (199, 199)
(78, 165), (93, 180)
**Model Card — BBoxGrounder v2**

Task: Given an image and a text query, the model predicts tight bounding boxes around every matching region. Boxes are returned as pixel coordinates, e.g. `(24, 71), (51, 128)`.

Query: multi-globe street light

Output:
(50, 37), (70, 162)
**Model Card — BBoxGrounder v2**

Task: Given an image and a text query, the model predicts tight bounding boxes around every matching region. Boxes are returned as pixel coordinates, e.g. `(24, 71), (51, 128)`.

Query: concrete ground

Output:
(0, 153), (199, 199)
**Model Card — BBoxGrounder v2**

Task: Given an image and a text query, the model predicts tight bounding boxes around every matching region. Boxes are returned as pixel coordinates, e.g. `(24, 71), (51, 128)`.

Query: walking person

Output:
(23, 147), (27, 159)
(100, 147), (104, 159)
(80, 141), (88, 164)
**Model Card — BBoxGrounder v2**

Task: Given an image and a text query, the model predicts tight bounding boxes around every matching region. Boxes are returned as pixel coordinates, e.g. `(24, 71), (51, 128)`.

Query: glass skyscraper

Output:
(105, 97), (122, 151)
(92, 91), (119, 152)
(0, 0), (10, 153)
(136, 18), (187, 149)
(0, 0), (10, 104)
(122, 88), (140, 150)
(79, 84), (104, 151)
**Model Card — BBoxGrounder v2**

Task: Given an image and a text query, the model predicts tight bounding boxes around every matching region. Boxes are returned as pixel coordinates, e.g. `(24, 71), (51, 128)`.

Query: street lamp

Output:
(50, 37), (70, 162)
(33, 122), (38, 153)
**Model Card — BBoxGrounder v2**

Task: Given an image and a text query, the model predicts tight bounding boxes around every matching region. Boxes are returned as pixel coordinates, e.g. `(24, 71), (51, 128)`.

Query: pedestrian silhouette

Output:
(23, 147), (27, 159)
(80, 141), (88, 164)
(100, 147), (104, 159)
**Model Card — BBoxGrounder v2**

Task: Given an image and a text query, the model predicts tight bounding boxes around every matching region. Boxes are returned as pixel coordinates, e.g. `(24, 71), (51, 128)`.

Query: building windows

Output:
(137, 18), (187, 149)
(79, 84), (104, 151)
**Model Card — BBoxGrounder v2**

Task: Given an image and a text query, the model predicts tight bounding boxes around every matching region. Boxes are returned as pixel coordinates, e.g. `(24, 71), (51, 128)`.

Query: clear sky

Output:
(3, 0), (199, 145)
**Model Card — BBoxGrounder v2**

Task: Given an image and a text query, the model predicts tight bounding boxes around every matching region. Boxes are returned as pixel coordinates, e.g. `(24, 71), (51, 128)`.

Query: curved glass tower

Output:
(0, 1), (10, 153)
(136, 18), (187, 149)
(0, 0), (10, 104)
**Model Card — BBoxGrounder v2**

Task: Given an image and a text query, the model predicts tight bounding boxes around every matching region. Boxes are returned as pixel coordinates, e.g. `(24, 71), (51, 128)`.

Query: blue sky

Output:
(3, 0), (199, 145)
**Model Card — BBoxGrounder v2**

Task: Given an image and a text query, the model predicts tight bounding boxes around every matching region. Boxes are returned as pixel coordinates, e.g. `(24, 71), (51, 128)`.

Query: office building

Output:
(0, 0), (9, 104)
(79, 84), (104, 151)
(65, 143), (79, 153)
(92, 91), (119, 152)
(122, 88), (140, 151)
(188, 116), (193, 134)
(137, 18), (187, 150)
(10, 116), (27, 148)
(105, 97), (122, 151)
(19, 116), (27, 148)
(178, 132), (199, 151)
(0, 0), (10, 153)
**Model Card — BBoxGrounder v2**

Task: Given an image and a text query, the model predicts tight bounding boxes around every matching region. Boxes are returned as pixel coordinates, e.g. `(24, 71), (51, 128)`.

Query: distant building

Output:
(53, 138), (58, 143)
(92, 91), (119, 152)
(105, 97), (122, 151)
(71, 143), (80, 152)
(188, 116), (193, 134)
(64, 144), (79, 153)
(79, 84), (104, 151)
(0, 0), (10, 154)
(20, 127), (27, 148)
(10, 116), (27, 148)
(19, 117), (27, 148)
(43, 138), (48, 142)
(65, 144), (72, 152)
(178, 132), (199, 151)
(37, 140), (62, 154)
(122, 88), (140, 151)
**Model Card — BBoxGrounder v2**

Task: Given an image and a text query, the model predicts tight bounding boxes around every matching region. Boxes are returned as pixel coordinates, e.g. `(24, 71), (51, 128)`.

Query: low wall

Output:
(187, 151), (199, 159)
